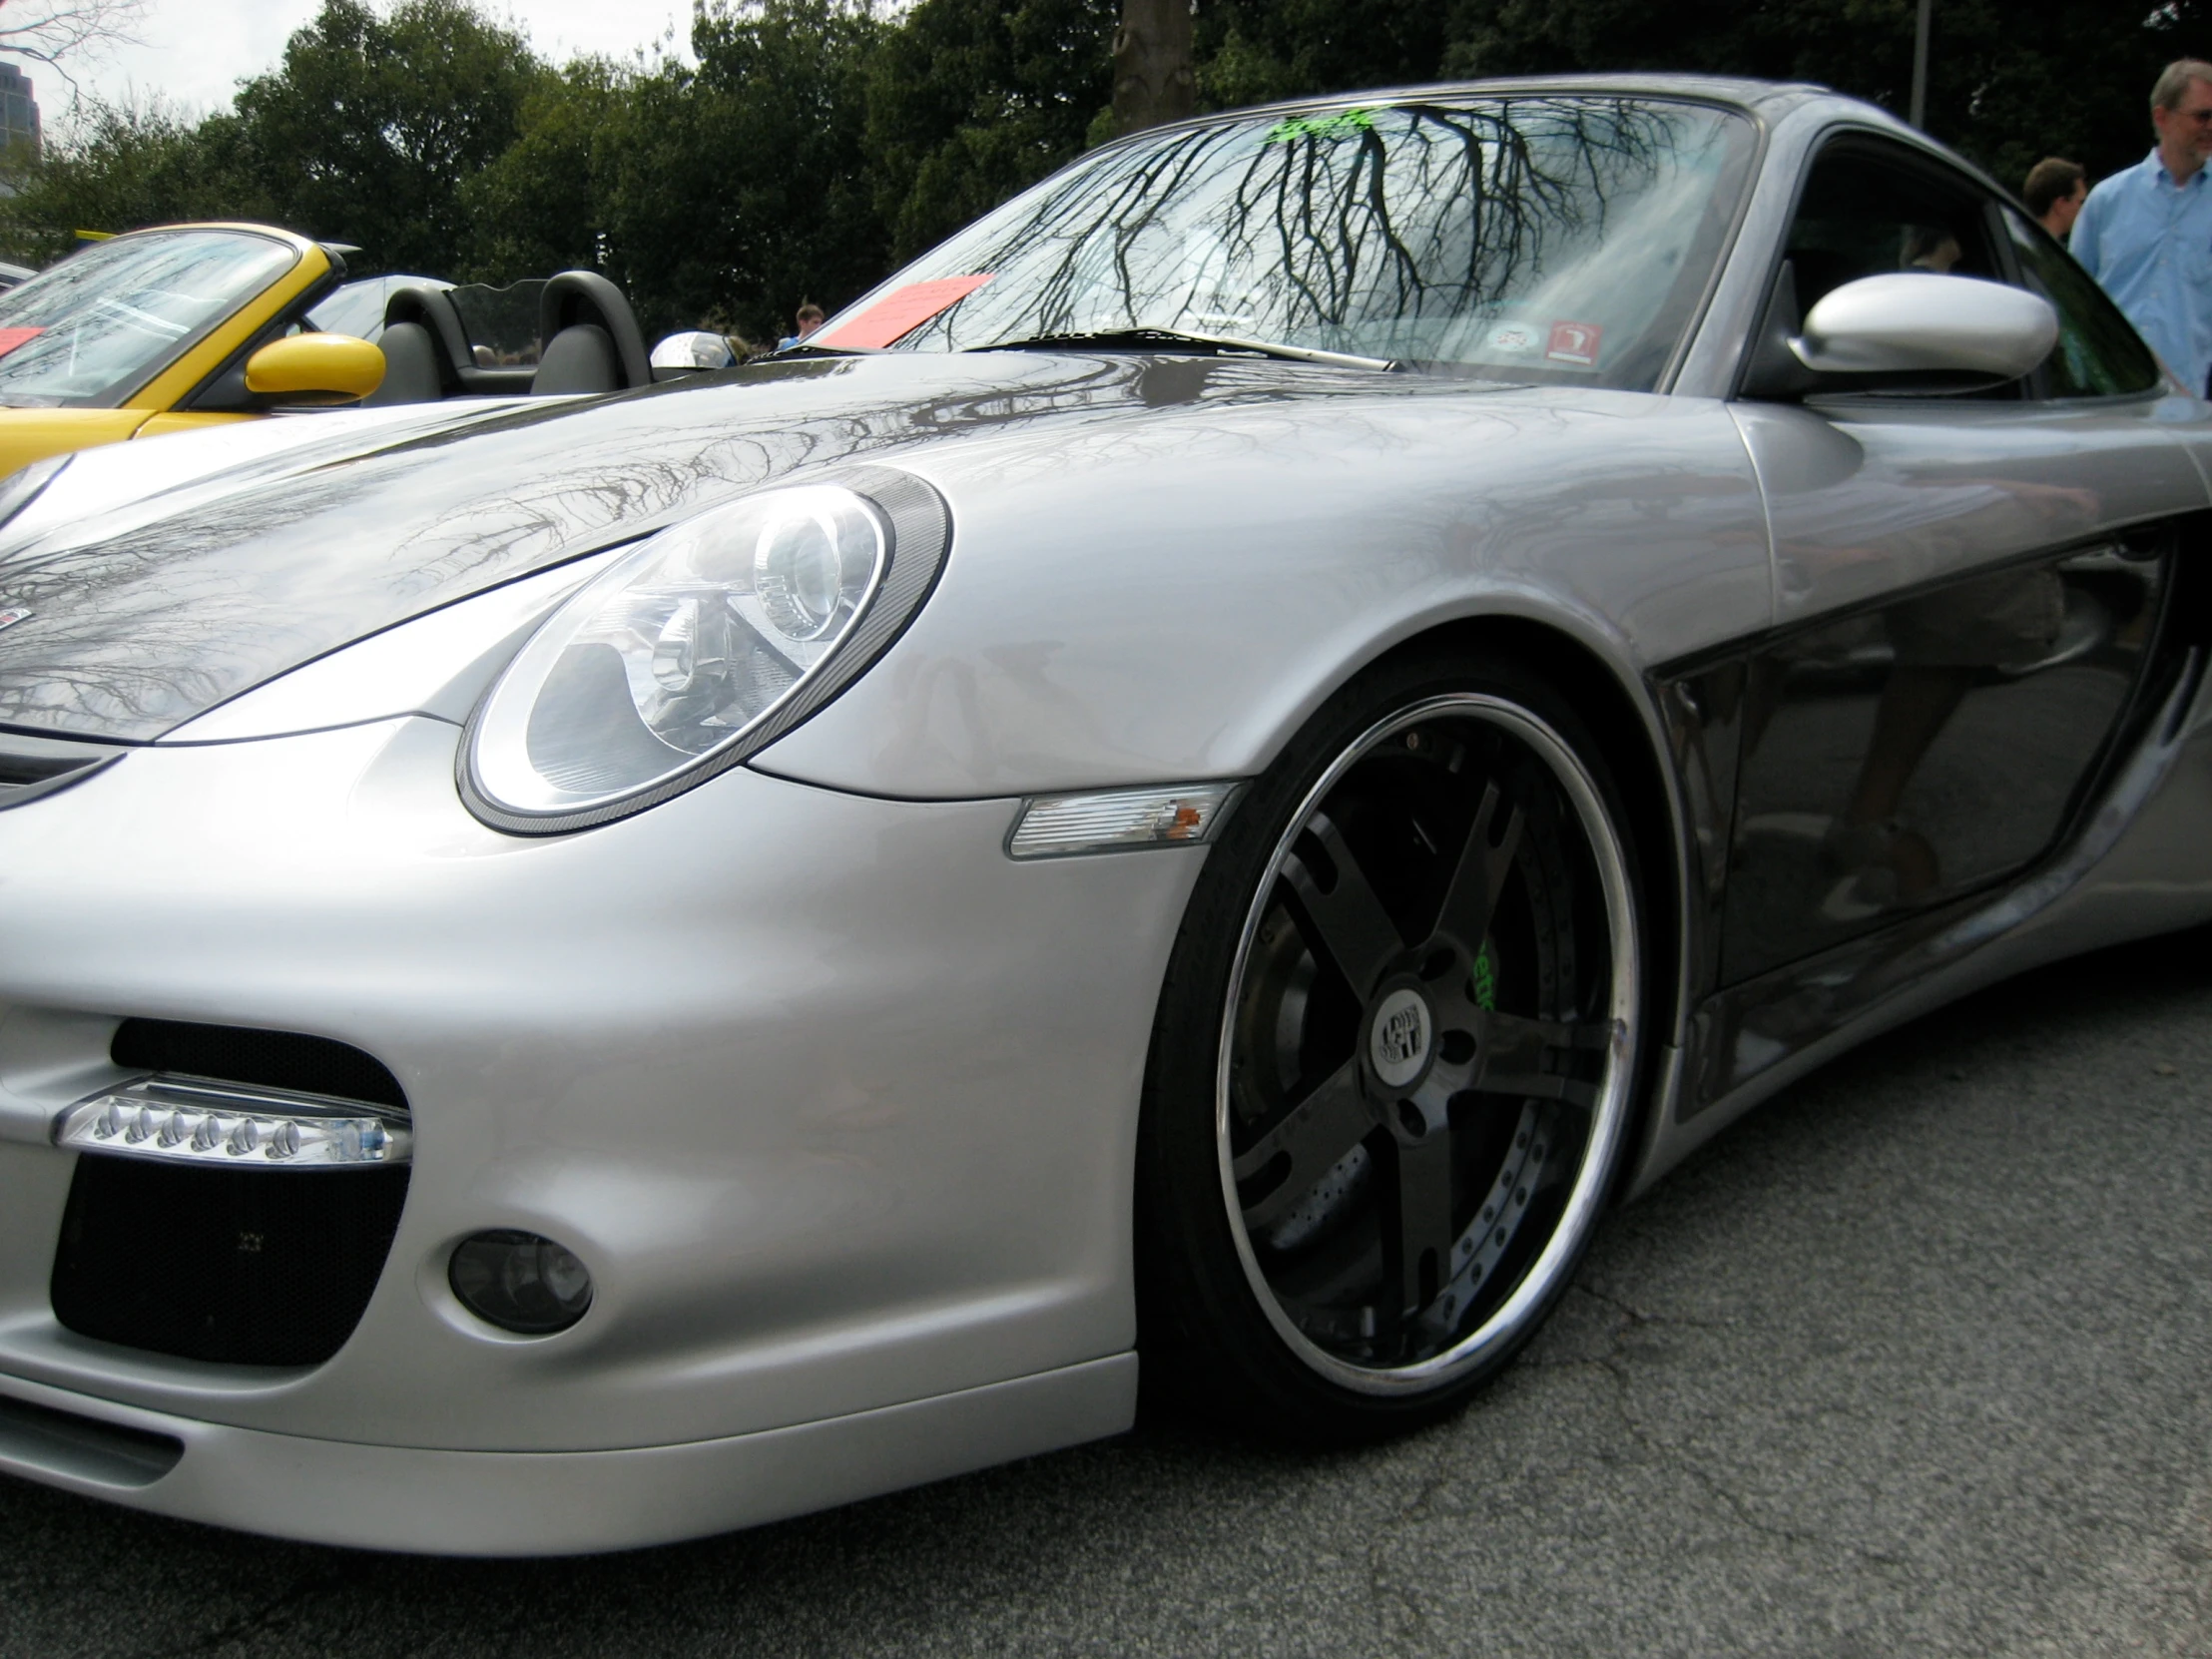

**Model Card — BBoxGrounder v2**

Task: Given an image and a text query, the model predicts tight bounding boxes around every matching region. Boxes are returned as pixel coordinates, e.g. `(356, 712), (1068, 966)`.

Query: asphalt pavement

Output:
(4, 925), (2210, 1658)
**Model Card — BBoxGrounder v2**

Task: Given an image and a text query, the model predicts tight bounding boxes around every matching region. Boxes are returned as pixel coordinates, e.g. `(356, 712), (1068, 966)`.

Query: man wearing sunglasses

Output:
(2072, 59), (2212, 396)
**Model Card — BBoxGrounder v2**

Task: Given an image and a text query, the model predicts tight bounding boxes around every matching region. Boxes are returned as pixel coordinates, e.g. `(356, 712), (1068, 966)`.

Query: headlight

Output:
(462, 466), (949, 833)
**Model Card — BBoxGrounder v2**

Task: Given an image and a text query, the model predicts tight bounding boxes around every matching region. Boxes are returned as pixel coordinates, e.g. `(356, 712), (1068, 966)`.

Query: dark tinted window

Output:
(2001, 207), (2162, 397)
(1786, 141), (1998, 309)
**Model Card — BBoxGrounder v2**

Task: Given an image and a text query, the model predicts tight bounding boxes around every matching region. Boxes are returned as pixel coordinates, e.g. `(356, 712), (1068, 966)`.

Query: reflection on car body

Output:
(0, 75), (2205, 1556)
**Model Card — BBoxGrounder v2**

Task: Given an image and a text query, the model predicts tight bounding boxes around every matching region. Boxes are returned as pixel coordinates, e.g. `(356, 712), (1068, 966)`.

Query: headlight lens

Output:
(463, 470), (947, 832)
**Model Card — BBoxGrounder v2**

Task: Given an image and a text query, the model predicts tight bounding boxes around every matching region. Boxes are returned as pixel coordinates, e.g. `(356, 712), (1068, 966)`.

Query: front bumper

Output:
(0, 717), (1204, 1544)
(0, 1353), (1136, 1555)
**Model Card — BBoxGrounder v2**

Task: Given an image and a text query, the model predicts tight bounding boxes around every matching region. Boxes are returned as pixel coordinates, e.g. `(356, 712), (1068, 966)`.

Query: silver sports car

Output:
(0, 75), (2203, 1555)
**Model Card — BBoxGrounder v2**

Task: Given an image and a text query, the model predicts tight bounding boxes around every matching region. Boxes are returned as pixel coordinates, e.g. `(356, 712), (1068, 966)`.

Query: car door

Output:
(1717, 131), (2208, 986)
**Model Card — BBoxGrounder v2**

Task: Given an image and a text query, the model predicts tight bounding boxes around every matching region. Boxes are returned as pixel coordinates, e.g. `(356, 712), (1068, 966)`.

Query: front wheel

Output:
(1137, 651), (1646, 1439)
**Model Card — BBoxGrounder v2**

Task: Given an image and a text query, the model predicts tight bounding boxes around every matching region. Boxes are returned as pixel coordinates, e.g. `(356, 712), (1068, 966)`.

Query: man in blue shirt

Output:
(2073, 59), (2212, 394)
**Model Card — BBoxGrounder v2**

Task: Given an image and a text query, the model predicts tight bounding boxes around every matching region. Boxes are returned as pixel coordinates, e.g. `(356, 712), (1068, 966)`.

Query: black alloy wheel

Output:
(1138, 650), (1646, 1439)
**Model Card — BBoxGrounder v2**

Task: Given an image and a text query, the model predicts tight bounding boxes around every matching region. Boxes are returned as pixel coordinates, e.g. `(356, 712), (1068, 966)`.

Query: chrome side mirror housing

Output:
(650, 330), (741, 381)
(1741, 268), (2059, 399)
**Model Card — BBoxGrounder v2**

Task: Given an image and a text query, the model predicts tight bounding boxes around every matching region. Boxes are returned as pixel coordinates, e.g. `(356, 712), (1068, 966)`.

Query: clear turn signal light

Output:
(53, 1075), (412, 1168)
(1006, 782), (1240, 858)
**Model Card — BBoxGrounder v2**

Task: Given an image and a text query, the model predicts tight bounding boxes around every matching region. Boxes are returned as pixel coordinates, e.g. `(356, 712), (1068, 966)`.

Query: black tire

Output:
(1136, 646), (1649, 1442)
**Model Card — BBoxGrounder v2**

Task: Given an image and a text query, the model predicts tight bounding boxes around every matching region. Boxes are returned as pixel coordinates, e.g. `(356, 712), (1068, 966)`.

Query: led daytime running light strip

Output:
(54, 1075), (412, 1169)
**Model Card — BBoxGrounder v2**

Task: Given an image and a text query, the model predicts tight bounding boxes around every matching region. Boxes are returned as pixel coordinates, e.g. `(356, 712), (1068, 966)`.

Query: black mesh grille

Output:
(111, 1017), (405, 1109)
(51, 1158), (410, 1367)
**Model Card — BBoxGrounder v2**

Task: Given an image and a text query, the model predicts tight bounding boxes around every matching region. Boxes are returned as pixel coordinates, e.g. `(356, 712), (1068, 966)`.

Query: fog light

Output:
(448, 1230), (593, 1335)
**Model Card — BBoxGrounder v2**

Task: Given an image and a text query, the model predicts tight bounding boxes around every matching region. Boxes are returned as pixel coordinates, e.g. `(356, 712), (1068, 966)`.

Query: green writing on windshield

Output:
(1264, 109), (1376, 145)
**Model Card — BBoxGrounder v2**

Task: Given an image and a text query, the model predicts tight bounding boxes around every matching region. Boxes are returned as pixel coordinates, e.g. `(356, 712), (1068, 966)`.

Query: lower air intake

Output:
(49, 1017), (412, 1367)
(51, 1157), (409, 1367)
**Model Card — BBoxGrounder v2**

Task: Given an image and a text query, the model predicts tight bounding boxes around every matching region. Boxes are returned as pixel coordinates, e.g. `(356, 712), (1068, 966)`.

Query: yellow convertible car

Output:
(0, 222), (386, 476)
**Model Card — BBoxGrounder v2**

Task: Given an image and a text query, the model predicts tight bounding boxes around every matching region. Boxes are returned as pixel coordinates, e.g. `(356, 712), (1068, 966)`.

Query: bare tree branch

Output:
(0, 0), (149, 95)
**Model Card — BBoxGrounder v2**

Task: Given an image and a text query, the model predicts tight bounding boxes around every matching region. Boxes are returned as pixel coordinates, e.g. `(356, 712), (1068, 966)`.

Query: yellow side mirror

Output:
(243, 332), (385, 404)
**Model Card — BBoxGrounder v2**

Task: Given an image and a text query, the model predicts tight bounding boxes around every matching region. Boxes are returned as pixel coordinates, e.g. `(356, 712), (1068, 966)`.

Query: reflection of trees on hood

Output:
(903, 98), (1685, 355)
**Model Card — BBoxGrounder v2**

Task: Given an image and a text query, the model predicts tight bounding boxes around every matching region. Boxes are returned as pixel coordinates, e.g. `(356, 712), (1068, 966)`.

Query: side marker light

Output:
(1006, 782), (1240, 859)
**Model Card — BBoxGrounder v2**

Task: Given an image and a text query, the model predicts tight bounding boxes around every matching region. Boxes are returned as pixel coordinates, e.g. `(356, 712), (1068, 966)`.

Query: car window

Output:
(304, 275), (451, 343)
(837, 96), (1758, 390)
(447, 278), (545, 368)
(0, 229), (297, 408)
(1999, 208), (2162, 397)
(1784, 139), (1999, 310)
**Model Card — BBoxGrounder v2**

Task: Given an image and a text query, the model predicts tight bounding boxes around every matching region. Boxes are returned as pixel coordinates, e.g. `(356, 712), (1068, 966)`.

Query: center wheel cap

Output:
(1367, 986), (1433, 1089)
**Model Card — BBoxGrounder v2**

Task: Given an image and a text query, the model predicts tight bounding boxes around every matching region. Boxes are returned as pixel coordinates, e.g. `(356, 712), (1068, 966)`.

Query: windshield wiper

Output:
(972, 327), (1396, 372)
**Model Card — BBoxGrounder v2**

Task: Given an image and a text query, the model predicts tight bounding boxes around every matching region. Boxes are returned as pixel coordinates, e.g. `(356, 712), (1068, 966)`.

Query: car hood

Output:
(0, 351), (1469, 743)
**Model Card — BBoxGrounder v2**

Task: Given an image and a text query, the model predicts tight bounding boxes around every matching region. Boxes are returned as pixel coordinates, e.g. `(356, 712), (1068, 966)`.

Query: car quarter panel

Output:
(0, 718), (1196, 1452)
(752, 387), (1775, 800)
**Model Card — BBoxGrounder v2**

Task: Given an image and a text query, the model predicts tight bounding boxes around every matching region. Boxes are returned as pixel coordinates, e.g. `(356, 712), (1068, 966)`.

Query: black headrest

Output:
(382, 285), (468, 393)
(362, 320), (446, 406)
(537, 272), (651, 391)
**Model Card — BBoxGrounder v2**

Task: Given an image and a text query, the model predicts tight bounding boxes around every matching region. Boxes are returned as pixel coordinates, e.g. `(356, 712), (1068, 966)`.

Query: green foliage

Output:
(0, 102), (265, 265)
(864, 0), (1114, 263)
(600, 0), (886, 345)
(458, 59), (625, 283)
(231, 0), (546, 274)
(0, 0), (2194, 337)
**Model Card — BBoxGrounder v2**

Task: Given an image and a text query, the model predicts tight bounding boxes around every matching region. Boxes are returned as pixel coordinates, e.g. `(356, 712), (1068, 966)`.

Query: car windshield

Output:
(827, 95), (1756, 389)
(0, 229), (298, 408)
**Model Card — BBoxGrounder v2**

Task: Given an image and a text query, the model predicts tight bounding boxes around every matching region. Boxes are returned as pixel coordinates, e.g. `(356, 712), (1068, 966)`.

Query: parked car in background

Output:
(303, 273), (451, 343)
(0, 223), (385, 475)
(0, 75), (2202, 1557)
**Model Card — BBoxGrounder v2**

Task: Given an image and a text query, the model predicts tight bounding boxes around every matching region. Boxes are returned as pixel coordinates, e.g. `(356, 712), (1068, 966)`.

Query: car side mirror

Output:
(243, 332), (387, 405)
(649, 330), (740, 381)
(1741, 270), (2058, 399)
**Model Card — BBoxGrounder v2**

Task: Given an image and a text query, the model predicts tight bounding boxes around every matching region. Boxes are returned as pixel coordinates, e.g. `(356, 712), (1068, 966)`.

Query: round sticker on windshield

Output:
(1545, 321), (1604, 366)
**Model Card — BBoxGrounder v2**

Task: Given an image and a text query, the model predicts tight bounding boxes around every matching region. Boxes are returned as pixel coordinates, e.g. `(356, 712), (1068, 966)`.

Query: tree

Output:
(230, 0), (548, 274)
(459, 58), (628, 283)
(865, 0), (1113, 262)
(1111, 0), (1193, 135)
(0, 99), (261, 263)
(595, 0), (885, 344)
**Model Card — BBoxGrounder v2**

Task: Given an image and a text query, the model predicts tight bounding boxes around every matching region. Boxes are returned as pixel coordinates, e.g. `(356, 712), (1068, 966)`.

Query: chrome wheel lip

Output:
(1213, 692), (1640, 1397)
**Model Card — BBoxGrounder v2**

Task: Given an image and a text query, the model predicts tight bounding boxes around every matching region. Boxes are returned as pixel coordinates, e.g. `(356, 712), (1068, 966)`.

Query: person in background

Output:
(2072, 60), (2212, 394)
(777, 302), (826, 351)
(2023, 157), (2087, 241)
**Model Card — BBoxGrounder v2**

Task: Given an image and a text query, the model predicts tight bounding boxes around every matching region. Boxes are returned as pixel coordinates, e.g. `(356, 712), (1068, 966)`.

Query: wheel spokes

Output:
(1383, 1129), (1456, 1324)
(1415, 1102), (1544, 1340)
(1280, 811), (1402, 1000)
(1233, 1057), (1374, 1230)
(1433, 780), (1523, 950)
(1468, 1008), (1614, 1108)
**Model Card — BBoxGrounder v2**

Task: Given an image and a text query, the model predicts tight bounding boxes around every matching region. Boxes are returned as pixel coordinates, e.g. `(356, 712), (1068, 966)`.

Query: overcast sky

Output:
(50, 1), (694, 125)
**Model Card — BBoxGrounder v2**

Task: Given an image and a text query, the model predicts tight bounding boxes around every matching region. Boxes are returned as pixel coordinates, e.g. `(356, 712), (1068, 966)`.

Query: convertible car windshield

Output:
(0, 229), (297, 408)
(843, 96), (1756, 389)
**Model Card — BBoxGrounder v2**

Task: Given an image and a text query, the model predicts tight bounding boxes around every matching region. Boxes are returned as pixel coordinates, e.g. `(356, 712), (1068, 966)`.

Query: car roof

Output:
(1132, 73), (1893, 142)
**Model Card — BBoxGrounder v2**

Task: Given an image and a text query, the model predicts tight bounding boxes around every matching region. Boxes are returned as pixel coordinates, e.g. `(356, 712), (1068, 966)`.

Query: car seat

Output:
(532, 272), (652, 395)
(363, 286), (470, 405)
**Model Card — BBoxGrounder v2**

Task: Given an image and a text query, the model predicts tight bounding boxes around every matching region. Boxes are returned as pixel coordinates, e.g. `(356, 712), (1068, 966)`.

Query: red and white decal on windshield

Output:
(817, 276), (993, 350)
(0, 326), (44, 360)
(1544, 320), (1603, 367)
